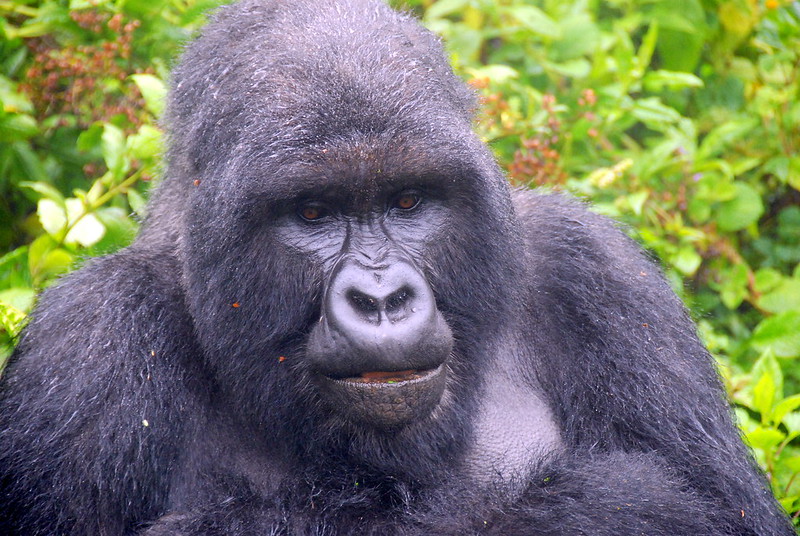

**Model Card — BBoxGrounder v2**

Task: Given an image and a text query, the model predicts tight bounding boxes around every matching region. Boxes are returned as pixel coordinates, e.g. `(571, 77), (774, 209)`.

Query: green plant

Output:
(0, 0), (221, 364)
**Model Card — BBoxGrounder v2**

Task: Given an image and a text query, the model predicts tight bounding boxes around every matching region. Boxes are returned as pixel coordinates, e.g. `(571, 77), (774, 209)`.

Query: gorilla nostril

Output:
(344, 285), (418, 323)
(385, 286), (413, 312)
(347, 289), (379, 315)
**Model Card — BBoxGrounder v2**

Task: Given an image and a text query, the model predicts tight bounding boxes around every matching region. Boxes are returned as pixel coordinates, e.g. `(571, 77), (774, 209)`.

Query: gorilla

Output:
(0, 1), (793, 534)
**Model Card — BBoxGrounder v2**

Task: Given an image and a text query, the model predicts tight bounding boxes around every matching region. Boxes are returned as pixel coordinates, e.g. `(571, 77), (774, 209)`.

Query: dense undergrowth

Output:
(1, 0), (798, 524)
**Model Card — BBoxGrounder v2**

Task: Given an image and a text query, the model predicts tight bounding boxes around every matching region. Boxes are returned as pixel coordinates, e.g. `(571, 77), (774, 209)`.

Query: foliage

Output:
(1, 0), (799, 524)
(0, 0), (220, 362)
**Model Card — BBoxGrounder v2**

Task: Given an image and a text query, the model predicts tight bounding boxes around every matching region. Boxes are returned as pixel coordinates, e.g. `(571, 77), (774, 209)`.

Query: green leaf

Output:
(758, 279), (800, 314)
(127, 124), (163, 160)
(0, 301), (27, 338)
(28, 235), (73, 285)
(752, 373), (776, 422)
(773, 395), (800, 426)
(130, 74), (167, 118)
(4, 21), (52, 40)
(88, 207), (138, 255)
(627, 191), (649, 217)
(444, 25), (482, 64)
(715, 182), (763, 232)
(780, 455), (800, 473)
(751, 312), (800, 359)
(424, 0), (469, 20)
(0, 288), (35, 313)
(651, 0), (705, 72)
(506, 6), (560, 39)
(127, 189), (148, 217)
(77, 122), (104, 152)
(697, 118), (758, 161)
(636, 22), (659, 73)
(0, 246), (28, 287)
(631, 98), (682, 128)
(751, 350), (784, 401)
(788, 157), (800, 191)
(70, 0), (110, 9)
(543, 58), (591, 78)
(0, 114), (38, 142)
(102, 123), (129, 178)
(21, 181), (65, 203)
(671, 246), (702, 276)
(754, 268), (783, 294)
(37, 199), (67, 237)
(695, 173), (736, 201)
(12, 142), (49, 184)
(745, 427), (785, 450)
(784, 413), (800, 434)
(551, 14), (599, 61)
(64, 199), (105, 248)
(0, 76), (34, 114)
(718, 0), (758, 37)
(688, 196), (711, 223)
(719, 263), (749, 310)
(467, 65), (519, 84)
(644, 70), (704, 91)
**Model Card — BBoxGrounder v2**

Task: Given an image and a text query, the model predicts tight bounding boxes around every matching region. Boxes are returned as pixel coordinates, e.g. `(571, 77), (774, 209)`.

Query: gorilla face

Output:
(254, 138), (492, 431)
(179, 131), (513, 438)
(255, 144), (457, 428)
(301, 189), (454, 428)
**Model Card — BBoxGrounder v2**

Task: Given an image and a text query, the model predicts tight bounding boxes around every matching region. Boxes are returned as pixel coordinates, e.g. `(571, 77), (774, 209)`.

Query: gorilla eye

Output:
(392, 192), (421, 211)
(298, 205), (327, 222)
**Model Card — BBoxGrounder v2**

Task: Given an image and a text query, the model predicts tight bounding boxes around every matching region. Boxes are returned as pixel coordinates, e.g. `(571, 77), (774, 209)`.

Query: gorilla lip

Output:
(326, 365), (443, 385)
(317, 364), (448, 428)
(350, 369), (427, 383)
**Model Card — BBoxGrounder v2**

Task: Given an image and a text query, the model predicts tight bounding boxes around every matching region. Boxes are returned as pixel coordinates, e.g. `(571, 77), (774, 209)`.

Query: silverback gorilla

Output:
(0, 1), (794, 534)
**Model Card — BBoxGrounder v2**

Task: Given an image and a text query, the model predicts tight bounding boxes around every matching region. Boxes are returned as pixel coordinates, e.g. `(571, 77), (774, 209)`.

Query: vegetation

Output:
(1, 0), (798, 525)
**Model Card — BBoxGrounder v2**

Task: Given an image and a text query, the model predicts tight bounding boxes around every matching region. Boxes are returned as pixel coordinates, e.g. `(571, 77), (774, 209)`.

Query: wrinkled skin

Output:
(0, 1), (793, 535)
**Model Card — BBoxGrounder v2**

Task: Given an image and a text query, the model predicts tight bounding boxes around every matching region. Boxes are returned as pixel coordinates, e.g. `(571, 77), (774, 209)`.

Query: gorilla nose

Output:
(308, 259), (453, 377)
(329, 261), (436, 337)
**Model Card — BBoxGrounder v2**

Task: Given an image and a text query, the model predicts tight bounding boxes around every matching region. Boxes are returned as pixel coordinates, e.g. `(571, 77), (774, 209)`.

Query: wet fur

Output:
(0, 1), (792, 534)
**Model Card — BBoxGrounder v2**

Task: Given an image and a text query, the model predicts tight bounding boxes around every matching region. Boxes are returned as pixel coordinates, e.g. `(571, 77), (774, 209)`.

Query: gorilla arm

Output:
(136, 455), (730, 536)
(509, 190), (792, 535)
(0, 249), (200, 535)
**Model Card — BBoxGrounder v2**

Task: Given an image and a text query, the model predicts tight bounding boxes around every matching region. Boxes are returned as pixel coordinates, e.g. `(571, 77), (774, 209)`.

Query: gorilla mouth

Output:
(317, 364), (447, 428)
(344, 368), (435, 383)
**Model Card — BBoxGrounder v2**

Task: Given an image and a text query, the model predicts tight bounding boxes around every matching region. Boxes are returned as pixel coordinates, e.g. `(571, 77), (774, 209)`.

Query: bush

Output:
(1, 0), (799, 524)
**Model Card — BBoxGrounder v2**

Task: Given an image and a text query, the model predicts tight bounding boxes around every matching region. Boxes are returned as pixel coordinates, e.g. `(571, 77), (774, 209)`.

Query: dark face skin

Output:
(275, 176), (455, 429)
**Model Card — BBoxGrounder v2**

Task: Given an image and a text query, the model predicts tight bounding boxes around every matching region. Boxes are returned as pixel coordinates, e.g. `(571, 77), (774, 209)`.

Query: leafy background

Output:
(1, 0), (799, 525)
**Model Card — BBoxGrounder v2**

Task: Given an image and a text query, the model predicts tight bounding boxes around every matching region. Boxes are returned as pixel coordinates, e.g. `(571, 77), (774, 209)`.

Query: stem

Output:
(784, 472), (798, 496)
(56, 169), (144, 247)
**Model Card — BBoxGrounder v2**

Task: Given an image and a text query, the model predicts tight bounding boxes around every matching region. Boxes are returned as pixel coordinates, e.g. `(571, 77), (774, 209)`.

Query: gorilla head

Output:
(149, 0), (524, 475)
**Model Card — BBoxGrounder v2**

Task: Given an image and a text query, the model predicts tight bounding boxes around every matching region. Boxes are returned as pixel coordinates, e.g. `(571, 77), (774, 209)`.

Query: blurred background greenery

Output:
(1, 0), (798, 525)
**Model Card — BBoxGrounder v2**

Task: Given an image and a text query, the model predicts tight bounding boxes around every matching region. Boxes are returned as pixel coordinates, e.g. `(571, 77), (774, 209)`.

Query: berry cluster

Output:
(21, 10), (149, 131)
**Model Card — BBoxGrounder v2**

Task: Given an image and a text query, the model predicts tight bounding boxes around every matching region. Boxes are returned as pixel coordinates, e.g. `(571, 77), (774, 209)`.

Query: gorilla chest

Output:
(464, 369), (563, 489)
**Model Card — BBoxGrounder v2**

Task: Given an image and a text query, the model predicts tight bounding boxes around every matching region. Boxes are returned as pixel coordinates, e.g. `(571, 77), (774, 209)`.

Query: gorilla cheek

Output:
(306, 257), (453, 429)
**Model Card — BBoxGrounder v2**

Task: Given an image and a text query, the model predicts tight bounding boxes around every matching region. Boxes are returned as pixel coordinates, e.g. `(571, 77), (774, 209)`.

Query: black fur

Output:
(0, 1), (793, 534)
